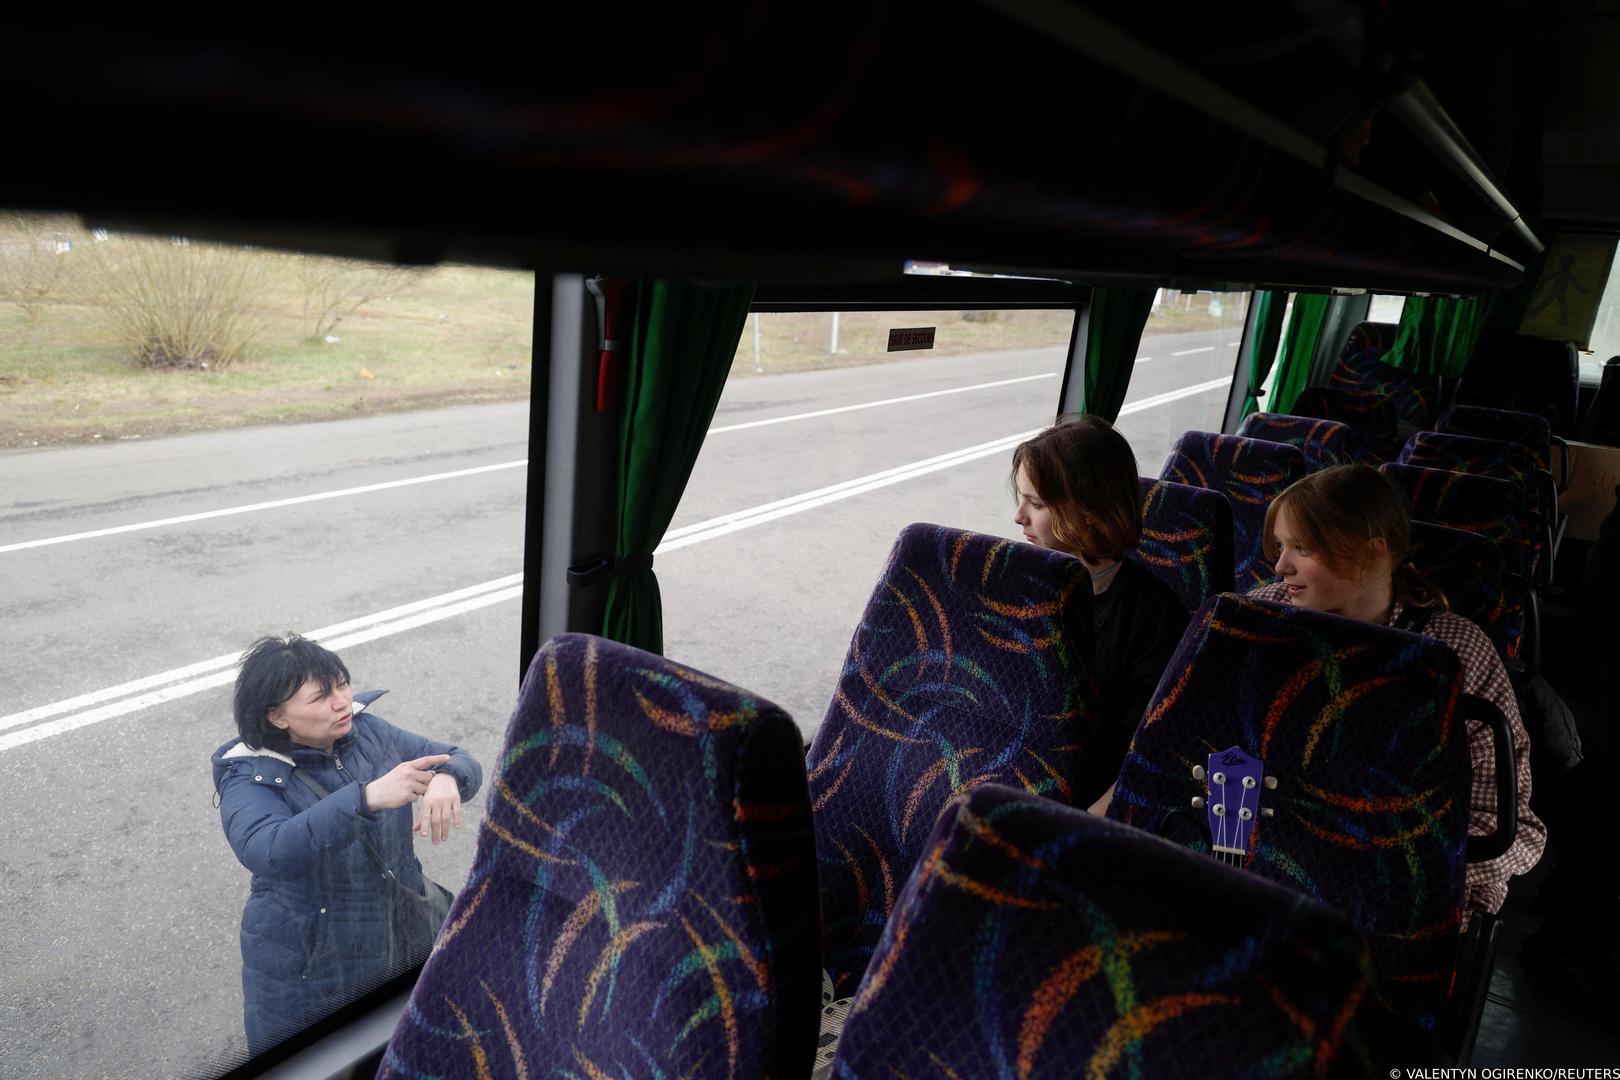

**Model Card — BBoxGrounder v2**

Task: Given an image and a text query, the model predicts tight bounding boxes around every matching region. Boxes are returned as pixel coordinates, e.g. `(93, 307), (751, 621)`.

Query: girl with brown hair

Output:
(1011, 415), (1188, 805)
(1251, 463), (1545, 915)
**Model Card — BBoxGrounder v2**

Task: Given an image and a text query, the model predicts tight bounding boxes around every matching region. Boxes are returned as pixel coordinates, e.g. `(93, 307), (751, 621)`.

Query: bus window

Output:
(1367, 293), (1407, 324)
(1110, 289), (1252, 474)
(657, 308), (1074, 739)
(0, 216), (533, 1078)
(1583, 244), (1620, 381)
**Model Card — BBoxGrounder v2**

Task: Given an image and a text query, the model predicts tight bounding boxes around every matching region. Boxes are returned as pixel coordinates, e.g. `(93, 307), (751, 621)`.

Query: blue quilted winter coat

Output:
(210, 692), (482, 1055)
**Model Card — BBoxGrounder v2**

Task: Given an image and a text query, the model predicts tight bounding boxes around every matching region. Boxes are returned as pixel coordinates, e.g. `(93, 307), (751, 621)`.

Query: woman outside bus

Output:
(1252, 464), (1545, 915)
(210, 635), (483, 1055)
(1012, 416), (1189, 805)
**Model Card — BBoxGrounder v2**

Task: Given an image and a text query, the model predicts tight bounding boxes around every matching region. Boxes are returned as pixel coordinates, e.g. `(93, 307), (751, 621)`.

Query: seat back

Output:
(1381, 463), (1531, 662)
(832, 784), (1378, 1079)
(1328, 320), (1440, 435)
(1158, 432), (1306, 590)
(382, 634), (820, 1080)
(1291, 386), (1404, 461)
(1455, 333), (1580, 436)
(1409, 521), (1511, 665)
(1108, 594), (1471, 1029)
(1399, 430), (1551, 519)
(1236, 411), (1355, 470)
(1132, 476), (1236, 613)
(1437, 404), (1553, 473)
(806, 523), (1098, 992)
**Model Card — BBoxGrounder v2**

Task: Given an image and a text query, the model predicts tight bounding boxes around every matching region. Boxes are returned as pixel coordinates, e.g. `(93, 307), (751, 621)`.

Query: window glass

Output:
(1366, 293), (1406, 324)
(0, 214), (531, 1077)
(660, 309), (1077, 738)
(1584, 247), (1620, 381)
(1108, 289), (1251, 474)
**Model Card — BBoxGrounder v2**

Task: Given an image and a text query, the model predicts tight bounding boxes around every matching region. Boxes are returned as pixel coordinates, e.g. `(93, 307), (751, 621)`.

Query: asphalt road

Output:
(0, 324), (1240, 1078)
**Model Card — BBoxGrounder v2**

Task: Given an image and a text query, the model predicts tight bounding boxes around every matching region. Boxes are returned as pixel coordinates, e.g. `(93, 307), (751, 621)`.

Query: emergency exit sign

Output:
(887, 327), (936, 352)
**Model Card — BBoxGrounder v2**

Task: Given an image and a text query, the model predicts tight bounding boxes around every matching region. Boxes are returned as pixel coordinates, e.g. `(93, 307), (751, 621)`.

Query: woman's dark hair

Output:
(1261, 464), (1448, 611)
(234, 634), (351, 751)
(1010, 415), (1141, 562)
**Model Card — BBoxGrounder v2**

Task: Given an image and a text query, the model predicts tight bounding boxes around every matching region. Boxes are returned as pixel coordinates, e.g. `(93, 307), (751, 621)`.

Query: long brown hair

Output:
(1262, 464), (1447, 611)
(1010, 415), (1141, 562)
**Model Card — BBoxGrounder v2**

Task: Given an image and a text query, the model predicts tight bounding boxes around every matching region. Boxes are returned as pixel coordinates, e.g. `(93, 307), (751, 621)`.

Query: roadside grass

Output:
(731, 308), (1078, 376)
(0, 263), (535, 448)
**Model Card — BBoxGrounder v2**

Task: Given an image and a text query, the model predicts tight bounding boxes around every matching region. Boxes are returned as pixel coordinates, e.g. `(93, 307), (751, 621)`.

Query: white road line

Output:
(4, 373), (1061, 555)
(0, 461), (529, 556)
(1227, 341), (1241, 348)
(0, 375), (1233, 752)
(1171, 345), (1216, 356)
(1135, 356), (1153, 363)
(707, 372), (1058, 434)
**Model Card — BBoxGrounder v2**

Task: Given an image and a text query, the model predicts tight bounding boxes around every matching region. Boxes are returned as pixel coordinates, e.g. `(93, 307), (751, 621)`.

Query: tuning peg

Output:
(1260, 808), (1275, 818)
(1263, 775), (1278, 789)
(1212, 804), (1227, 817)
(1241, 776), (1257, 789)
(1192, 765), (1206, 780)
(1212, 771), (1227, 785)
(1238, 808), (1253, 821)
(1191, 796), (1206, 809)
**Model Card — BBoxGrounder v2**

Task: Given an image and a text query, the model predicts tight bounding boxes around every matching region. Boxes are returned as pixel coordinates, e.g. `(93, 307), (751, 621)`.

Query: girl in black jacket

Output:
(1012, 416), (1188, 807)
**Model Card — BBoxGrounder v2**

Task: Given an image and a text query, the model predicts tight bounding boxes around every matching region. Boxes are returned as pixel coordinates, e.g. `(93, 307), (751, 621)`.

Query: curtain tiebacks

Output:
(566, 552), (655, 588)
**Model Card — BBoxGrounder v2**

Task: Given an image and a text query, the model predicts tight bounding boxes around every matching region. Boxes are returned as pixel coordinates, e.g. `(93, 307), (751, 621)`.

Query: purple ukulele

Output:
(1191, 746), (1276, 867)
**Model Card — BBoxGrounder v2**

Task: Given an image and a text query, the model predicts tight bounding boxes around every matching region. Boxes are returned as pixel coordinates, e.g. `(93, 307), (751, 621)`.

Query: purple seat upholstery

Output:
(1291, 386), (1404, 462)
(1437, 405), (1554, 474)
(1132, 476), (1235, 613)
(1236, 411), (1355, 471)
(1158, 432), (1306, 591)
(1381, 462), (1534, 664)
(1328, 320), (1439, 436)
(381, 634), (820, 1080)
(806, 524), (1098, 993)
(1409, 521), (1511, 665)
(831, 784), (1377, 1079)
(1399, 430), (1553, 521)
(1108, 594), (1470, 1029)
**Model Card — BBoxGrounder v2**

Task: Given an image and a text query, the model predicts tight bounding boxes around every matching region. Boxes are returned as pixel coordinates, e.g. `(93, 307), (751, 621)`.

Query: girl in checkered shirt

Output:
(1251, 464), (1546, 915)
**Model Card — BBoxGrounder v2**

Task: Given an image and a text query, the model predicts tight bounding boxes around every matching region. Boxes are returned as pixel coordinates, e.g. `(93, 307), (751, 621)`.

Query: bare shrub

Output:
(294, 255), (434, 341)
(85, 235), (270, 369)
(0, 212), (79, 320)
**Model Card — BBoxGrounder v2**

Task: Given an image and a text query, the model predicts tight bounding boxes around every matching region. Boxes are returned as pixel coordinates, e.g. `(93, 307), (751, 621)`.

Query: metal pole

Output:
(753, 312), (762, 373)
(829, 311), (840, 354)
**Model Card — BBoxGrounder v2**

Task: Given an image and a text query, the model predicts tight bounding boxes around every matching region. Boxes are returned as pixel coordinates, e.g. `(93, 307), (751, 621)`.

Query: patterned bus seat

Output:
(806, 523), (1098, 994)
(1399, 430), (1554, 523)
(1159, 431), (1306, 591)
(1436, 404), (1554, 475)
(1132, 477), (1236, 613)
(381, 634), (820, 1080)
(831, 784), (1378, 1079)
(1409, 521), (1511, 667)
(1328, 320), (1439, 436)
(1236, 411), (1355, 471)
(1290, 386), (1403, 462)
(1108, 594), (1471, 1030)
(1381, 462), (1533, 665)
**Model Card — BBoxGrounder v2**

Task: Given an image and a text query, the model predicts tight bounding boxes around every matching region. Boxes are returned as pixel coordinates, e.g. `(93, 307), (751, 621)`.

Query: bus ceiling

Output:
(8, 5), (1615, 293)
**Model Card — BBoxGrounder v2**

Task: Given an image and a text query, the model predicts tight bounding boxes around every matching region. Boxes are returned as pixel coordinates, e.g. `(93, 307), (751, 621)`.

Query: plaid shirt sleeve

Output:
(1247, 585), (1546, 914)
(1423, 611), (1547, 915)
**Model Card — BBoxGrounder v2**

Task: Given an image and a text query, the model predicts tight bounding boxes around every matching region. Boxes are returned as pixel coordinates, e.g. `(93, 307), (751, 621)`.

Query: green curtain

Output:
(1383, 294), (1502, 377)
(1080, 286), (1156, 421)
(1270, 293), (1332, 414)
(1239, 290), (1288, 418)
(601, 280), (756, 653)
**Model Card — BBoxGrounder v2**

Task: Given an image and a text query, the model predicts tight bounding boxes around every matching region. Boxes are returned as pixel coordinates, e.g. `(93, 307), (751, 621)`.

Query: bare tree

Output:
(294, 255), (434, 341)
(84, 234), (271, 369)
(0, 213), (78, 320)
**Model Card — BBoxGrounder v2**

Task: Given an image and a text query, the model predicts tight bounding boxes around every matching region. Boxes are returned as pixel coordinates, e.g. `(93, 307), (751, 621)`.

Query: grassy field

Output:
(2, 224), (1205, 449)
